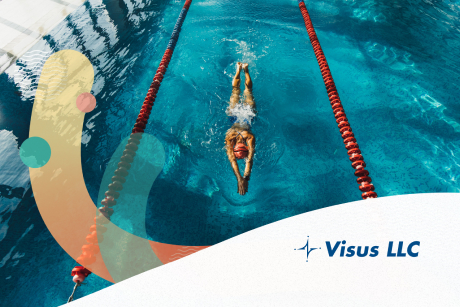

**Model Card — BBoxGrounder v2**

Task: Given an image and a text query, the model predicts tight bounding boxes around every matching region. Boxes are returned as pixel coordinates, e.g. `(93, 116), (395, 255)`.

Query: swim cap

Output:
(234, 143), (249, 159)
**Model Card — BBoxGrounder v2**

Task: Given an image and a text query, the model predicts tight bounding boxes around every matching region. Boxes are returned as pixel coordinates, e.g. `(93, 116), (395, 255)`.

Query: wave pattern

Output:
(9, 50), (53, 100)
(168, 247), (204, 262)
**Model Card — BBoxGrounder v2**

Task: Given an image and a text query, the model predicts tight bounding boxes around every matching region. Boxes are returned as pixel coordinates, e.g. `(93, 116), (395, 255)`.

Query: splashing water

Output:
(226, 101), (256, 126)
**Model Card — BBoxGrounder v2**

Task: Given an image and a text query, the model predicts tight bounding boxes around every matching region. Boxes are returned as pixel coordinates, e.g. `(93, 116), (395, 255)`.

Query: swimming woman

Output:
(225, 63), (256, 196)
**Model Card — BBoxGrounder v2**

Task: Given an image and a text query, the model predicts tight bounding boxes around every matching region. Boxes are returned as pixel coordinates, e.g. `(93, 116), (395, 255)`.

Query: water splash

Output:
(226, 102), (256, 126)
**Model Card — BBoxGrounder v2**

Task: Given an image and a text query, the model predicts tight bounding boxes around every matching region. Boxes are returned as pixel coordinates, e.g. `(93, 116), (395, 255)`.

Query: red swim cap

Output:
(234, 143), (249, 159)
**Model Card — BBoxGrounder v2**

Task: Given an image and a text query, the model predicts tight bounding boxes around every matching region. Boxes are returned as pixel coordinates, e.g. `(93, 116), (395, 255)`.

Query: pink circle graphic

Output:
(76, 92), (96, 113)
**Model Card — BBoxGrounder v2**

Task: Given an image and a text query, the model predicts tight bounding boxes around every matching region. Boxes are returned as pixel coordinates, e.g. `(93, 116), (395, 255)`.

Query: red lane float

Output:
(71, 266), (92, 283)
(297, 0), (377, 200)
(70, 0), (203, 284)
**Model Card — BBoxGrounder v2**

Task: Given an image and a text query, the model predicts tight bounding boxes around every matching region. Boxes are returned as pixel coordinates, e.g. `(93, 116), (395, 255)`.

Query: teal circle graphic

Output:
(19, 137), (51, 168)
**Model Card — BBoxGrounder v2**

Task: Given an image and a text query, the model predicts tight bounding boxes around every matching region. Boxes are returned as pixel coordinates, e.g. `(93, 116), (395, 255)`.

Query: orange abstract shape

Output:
(30, 50), (209, 284)
(150, 241), (209, 264)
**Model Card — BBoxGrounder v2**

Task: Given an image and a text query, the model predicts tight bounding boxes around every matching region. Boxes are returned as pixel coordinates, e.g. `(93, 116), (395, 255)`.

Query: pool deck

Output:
(0, 0), (85, 74)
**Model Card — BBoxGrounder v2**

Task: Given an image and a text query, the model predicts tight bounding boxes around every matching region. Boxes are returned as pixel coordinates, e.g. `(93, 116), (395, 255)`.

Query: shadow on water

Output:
(0, 185), (25, 199)
(0, 73), (33, 145)
(146, 178), (213, 245)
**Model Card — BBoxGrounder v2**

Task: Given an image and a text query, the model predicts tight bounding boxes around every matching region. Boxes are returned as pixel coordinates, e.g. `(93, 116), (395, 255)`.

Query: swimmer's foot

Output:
(236, 62), (242, 72)
(242, 63), (249, 72)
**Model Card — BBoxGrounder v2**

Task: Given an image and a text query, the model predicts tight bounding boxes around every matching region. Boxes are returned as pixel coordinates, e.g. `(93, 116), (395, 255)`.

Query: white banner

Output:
(68, 193), (460, 306)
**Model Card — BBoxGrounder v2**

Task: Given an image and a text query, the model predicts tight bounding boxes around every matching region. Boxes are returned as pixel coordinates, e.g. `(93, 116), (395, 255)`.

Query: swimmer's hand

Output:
(237, 177), (249, 195)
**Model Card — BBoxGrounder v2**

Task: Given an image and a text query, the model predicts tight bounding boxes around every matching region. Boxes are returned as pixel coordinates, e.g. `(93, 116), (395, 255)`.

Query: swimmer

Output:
(225, 62), (256, 196)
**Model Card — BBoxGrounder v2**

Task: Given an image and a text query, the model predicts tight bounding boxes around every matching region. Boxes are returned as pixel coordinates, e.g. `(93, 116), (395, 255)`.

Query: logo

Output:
(295, 236), (321, 262)
(295, 237), (420, 262)
(325, 240), (420, 257)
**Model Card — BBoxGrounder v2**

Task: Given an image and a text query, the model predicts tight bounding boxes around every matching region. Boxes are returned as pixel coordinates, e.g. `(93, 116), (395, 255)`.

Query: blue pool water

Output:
(1, 0), (460, 304)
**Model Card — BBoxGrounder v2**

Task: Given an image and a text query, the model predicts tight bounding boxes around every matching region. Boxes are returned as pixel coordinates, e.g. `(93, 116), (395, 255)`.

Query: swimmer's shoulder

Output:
(245, 131), (255, 143)
(225, 129), (237, 143)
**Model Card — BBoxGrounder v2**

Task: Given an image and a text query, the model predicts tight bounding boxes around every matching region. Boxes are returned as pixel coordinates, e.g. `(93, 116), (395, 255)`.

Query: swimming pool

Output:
(1, 0), (460, 304)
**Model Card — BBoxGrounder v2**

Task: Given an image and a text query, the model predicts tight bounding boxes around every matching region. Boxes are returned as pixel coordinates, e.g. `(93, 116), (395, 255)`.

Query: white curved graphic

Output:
(69, 193), (460, 306)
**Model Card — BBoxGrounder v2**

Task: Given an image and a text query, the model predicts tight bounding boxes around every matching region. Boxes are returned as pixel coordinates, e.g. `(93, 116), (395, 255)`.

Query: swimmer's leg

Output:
(229, 63), (242, 109)
(242, 63), (256, 112)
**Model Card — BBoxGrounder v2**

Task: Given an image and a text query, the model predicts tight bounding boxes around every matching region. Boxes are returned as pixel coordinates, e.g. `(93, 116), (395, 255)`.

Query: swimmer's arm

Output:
(226, 138), (243, 180)
(243, 135), (255, 178)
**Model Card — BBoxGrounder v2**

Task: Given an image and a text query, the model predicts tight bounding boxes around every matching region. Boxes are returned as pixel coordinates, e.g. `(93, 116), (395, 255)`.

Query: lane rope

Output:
(68, 0), (193, 298)
(67, 0), (376, 299)
(297, 0), (377, 200)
